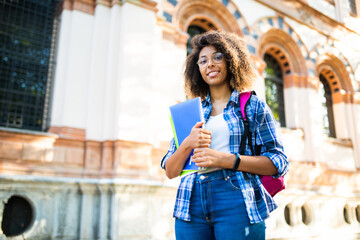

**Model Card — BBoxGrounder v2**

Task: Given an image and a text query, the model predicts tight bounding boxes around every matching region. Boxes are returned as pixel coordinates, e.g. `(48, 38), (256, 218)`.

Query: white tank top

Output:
(205, 113), (230, 153)
(198, 113), (230, 174)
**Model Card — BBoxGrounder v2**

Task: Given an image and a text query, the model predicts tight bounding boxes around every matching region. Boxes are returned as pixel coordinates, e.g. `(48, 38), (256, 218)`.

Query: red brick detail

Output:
(97, 0), (112, 7)
(62, 0), (95, 15)
(48, 126), (86, 141)
(84, 140), (102, 170)
(100, 141), (115, 176)
(62, 0), (157, 14)
(125, 0), (158, 12)
(0, 128), (170, 180)
(113, 140), (152, 169)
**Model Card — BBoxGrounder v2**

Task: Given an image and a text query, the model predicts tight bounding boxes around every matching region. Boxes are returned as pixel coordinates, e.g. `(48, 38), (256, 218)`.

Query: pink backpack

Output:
(239, 91), (285, 197)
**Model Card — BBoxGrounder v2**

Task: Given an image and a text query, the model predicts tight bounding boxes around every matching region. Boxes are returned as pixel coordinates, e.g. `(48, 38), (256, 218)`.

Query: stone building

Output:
(0, 0), (360, 239)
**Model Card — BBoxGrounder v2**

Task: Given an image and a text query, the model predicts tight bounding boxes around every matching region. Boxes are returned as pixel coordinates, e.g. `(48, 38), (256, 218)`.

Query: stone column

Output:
(97, 184), (111, 239)
(79, 183), (98, 239)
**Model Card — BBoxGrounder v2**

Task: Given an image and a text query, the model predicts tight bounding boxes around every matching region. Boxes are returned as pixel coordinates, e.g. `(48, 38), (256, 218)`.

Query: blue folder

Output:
(169, 97), (204, 176)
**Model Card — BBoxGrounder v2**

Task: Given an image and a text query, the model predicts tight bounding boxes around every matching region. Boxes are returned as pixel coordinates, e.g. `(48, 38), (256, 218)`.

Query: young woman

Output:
(161, 31), (289, 240)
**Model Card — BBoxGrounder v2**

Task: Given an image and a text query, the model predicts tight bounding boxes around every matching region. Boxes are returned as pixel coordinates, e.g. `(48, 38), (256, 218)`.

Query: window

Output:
(186, 25), (207, 56)
(301, 205), (312, 225)
(319, 74), (336, 138)
(349, 0), (357, 16)
(264, 53), (286, 127)
(284, 204), (292, 226)
(0, 0), (60, 131)
(1, 196), (34, 237)
(344, 204), (352, 224)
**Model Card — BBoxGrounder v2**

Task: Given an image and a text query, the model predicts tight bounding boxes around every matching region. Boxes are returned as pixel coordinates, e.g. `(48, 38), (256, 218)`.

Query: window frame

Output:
(263, 53), (287, 127)
(0, 0), (61, 132)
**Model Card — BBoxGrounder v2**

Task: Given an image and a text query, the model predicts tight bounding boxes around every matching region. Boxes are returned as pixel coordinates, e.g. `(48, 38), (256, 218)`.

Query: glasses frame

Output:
(197, 52), (224, 69)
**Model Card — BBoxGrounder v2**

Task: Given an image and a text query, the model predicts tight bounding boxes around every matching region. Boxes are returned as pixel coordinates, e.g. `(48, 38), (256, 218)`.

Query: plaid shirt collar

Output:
(203, 89), (240, 108)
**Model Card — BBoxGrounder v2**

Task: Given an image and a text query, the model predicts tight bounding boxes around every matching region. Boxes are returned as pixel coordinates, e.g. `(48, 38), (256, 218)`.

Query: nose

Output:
(206, 58), (215, 68)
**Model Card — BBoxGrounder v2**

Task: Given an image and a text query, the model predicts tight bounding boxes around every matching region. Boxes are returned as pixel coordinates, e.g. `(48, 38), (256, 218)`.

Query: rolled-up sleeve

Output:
(160, 138), (177, 170)
(255, 101), (289, 178)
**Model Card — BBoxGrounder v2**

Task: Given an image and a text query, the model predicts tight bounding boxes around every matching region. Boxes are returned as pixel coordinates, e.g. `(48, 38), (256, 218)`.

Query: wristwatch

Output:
(232, 153), (241, 171)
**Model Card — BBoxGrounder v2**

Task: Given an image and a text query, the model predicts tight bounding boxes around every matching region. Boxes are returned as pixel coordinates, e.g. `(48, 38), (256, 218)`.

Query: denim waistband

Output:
(195, 169), (237, 183)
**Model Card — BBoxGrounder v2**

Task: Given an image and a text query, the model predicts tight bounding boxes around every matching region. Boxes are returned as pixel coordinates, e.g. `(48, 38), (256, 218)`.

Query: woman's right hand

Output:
(164, 122), (211, 179)
(183, 122), (212, 149)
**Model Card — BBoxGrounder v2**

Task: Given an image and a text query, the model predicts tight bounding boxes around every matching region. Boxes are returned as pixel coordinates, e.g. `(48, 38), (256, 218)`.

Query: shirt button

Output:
(200, 175), (205, 180)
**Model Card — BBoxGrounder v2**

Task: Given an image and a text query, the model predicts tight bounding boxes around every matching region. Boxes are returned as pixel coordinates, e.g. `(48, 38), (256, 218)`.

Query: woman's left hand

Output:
(192, 148), (230, 168)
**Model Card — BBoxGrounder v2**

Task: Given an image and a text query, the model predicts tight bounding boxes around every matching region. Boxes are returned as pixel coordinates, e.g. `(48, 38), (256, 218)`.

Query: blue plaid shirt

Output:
(161, 90), (289, 224)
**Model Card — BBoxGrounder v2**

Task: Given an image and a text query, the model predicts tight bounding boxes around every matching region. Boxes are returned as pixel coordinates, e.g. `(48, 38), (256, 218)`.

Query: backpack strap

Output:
(239, 91), (256, 156)
(239, 91), (286, 196)
(239, 91), (256, 181)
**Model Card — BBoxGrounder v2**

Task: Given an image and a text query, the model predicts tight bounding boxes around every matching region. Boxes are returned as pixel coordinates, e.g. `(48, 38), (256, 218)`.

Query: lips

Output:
(207, 71), (220, 77)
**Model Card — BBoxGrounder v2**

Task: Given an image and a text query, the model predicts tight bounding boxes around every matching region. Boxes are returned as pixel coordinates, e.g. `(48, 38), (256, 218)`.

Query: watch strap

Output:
(232, 153), (241, 171)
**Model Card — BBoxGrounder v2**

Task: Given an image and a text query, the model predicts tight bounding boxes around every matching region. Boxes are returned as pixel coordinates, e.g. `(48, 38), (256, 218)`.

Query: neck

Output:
(209, 85), (232, 103)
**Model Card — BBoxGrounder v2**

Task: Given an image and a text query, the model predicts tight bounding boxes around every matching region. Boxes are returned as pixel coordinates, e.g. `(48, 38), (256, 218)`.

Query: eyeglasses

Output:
(197, 52), (224, 69)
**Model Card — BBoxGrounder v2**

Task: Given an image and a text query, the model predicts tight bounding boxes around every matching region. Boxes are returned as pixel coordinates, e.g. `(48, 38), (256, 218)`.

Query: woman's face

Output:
(198, 45), (228, 88)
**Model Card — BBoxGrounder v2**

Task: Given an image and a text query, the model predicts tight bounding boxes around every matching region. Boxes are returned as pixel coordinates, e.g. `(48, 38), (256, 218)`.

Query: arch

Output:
(316, 54), (354, 103)
(316, 54), (354, 140)
(311, 42), (357, 92)
(174, 0), (245, 36)
(258, 28), (308, 89)
(250, 16), (310, 71)
(262, 43), (294, 75)
(161, 0), (256, 53)
(187, 17), (220, 32)
(254, 20), (308, 129)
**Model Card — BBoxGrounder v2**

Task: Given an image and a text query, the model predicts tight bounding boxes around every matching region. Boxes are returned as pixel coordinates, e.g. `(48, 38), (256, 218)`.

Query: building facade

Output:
(0, 0), (360, 239)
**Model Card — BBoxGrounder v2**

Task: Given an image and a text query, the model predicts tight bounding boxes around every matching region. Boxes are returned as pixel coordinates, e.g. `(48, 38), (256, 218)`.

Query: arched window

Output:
(186, 18), (218, 55)
(0, 0), (60, 131)
(264, 53), (286, 127)
(319, 74), (336, 138)
(186, 25), (207, 55)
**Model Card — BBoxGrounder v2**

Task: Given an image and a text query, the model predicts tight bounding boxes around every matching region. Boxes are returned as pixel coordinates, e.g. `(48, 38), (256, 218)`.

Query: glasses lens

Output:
(197, 58), (208, 68)
(213, 52), (223, 63)
(197, 52), (223, 68)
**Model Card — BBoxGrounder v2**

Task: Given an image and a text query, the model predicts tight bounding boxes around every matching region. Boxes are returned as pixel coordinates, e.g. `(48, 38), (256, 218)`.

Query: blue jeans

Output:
(175, 170), (265, 240)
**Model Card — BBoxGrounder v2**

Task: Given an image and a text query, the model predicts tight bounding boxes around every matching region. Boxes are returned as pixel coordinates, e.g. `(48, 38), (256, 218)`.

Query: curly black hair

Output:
(184, 30), (256, 99)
